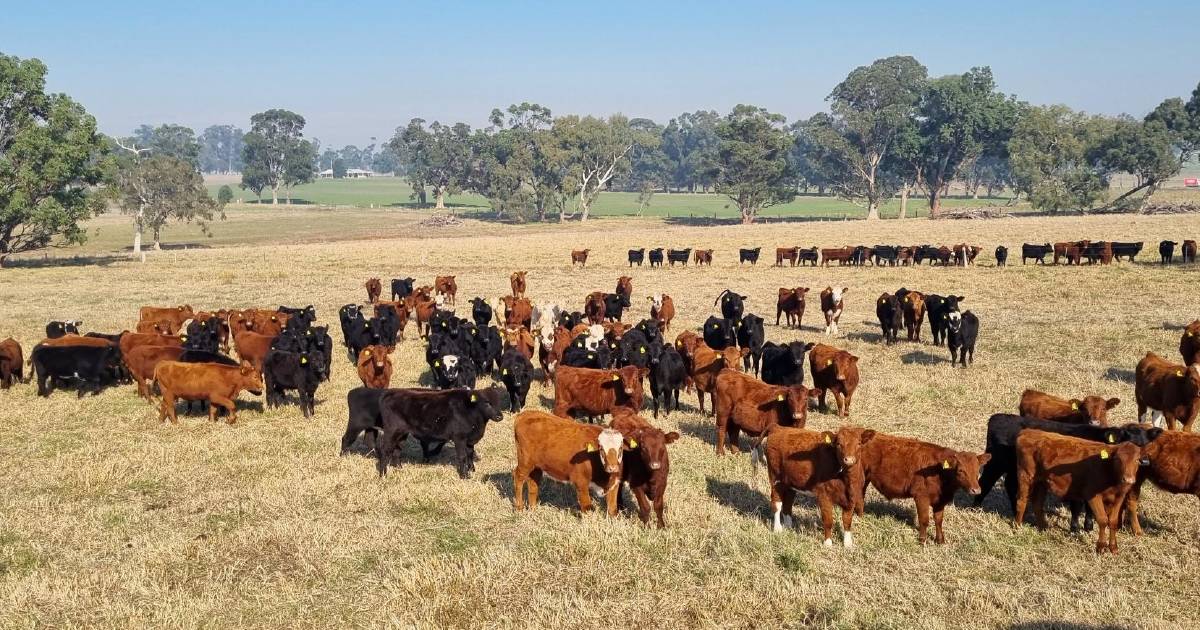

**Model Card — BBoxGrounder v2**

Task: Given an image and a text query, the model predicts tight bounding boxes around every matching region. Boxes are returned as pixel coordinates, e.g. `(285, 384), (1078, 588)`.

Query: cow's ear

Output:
(1106, 397), (1121, 410)
(804, 342), (816, 351)
(937, 449), (957, 470)
(841, 287), (849, 294)
(1147, 427), (1164, 440)
(664, 431), (680, 445)
(860, 429), (876, 443)
(976, 453), (992, 466)
(955, 296), (965, 302)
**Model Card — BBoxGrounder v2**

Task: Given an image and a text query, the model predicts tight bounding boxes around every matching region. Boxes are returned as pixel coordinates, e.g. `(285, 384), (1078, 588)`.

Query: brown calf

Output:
(583, 291), (607, 325)
(860, 432), (990, 544)
(694, 249), (713, 266)
(687, 343), (746, 415)
(776, 287), (809, 328)
(610, 411), (679, 528)
(233, 331), (275, 371)
(138, 305), (193, 328)
(1014, 430), (1140, 553)
(553, 365), (646, 420)
(126, 344), (185, 400)
(503, 326), (535, 360)
(500, 296), (533, 329)
(571, 249), (590, 267)
(775, 247), (798, 266)
(153, 361), (263, 424)
(820, 247), (853, 266)
(411, 293), (439, 338)
(0, 338), (24, 388)
(712, 370), (810, 455)
(435, 275), (457, 306)
(809, 343), (859, 417)
(1184, 239), (1198, 263)
(1126, 430), (1200, 535)
(541, 326), (574, 384)
(649, 294), (675, 333)
(118, 333), (181, 366)
(512, 410), (628, 515)
(1018, 389), (1120, 426)
(510, 271), (527, 297)
(1179, 320), (1200, 366)
(1135, 353), (1200, 431)
(136, 319), (178, 335)
(819, 287), (847, 335)
(900, 290), (925, 341)
(356, 345), (393, 389)
(761, 425), (875, 546)
(615, 275), (633, 298)
(365, 278), (382, 303)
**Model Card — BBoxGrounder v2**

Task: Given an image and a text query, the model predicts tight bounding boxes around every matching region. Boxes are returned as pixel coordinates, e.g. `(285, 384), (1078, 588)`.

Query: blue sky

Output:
(6, 1), (1196, 147)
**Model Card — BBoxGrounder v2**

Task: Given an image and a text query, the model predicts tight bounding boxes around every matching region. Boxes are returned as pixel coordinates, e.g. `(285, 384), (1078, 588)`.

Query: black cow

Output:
(339, 304), (364, 346)
(45, 320), (81, 339)
(473, 325), (503, 373)
(84, 331), (125, 344)
(498, 348), (534, 412)
(558, 310), (585, 330)
(702, 316), (736, 350)
(390, 277), (416, 301)
(372, 304), (402, 346)
(925, 294), (964, 347)
(561, 335), (612, 369)
(873, 245), (899, 266)
(994, 246), (1008, 267)
(647, 343), (686, 418)
(739, 247), (761, 265)
(648, 248), (664, 267)
(1160, 240), (1176, 264)
(604, 293), (631, 322)
(714, 289), (746, 320)
(633, 318), (662, 346)
(797, 247), (819, 266)
(1021, 243), (1052, 265)
(470, 297), (493, 328)
(616, 329), (653, 369)
(850, 246), (871, 266)
(1111, 242), (1143, 262)
(376, 386), (505, 478)
(876, 293), (902, 345)
(947, 310), (978, 367)
(760, 341), (814, 387)
(735, 314), (765, 375)
(1082, 241), (1108, 265)
(429, 310), (461, 337)
(275, 325), (332, 380)
(30, 344), (121, 397)
(345, 317), (382, 360)
(183, 320), (221, 353)
(667, 248), (691, 266)
(341, 387), (450, 461)
(628, 248), (645, 267)
(913, 245), (944, 265)
(977, 413), (1163, 531)
(431, 353), (477, 389)
(263, 350), (322, 417)
(278, 305), (317, 328)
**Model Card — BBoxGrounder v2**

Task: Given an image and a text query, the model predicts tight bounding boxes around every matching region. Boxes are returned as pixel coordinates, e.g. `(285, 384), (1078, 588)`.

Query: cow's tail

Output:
(712, 289), (730, 308)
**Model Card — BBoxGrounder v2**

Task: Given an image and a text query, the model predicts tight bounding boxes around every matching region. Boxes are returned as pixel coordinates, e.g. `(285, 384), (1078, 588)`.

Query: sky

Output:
(5, 0), (1197, 148)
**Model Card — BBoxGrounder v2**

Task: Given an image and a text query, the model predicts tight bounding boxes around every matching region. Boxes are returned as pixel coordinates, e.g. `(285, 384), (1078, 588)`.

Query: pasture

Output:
(3, 212), (1200, 629)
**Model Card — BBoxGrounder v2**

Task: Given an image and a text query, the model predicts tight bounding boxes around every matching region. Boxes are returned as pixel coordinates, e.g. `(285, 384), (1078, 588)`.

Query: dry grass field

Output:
(3, 213), (1200, 629)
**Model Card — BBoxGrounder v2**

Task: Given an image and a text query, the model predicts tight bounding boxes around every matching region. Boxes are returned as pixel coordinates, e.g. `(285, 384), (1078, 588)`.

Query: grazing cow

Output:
(667, 248), (691, 266)
(615, 275), (633, 299)
(45, 320), (82, 339)
(512, 411), (628, 515)
(1013, 430), (1140, 554)
(647, 343), (686, 418)
(797, 247), (820, 266)
(510, 271), (527, 297)
(0, 338), (23, 388)
(924, 294), (963, 347)
(469, 297), (493, 328)
(31, 344), (121, 397)
(365, 278), (382, 303)
(552, 365), (645, 421)
(809, 344), (858, 417)
(648, 248), (664, 267)
(153, 361), (263, 424)
(1125, 431), (1200, 536)
(649, 294), (675, 333)
(627, 249), (645, 267)
(774, 247), (798, 267)
(995, 246), (1008, 267)
(583, 292), (607, 325)
(1180, 320), (1200, 365)
(703, 316), (736, 350)
(571, 249), (590, 267)
(946, 310), (978, 367)
(1018, 389), (1120, 426)
(760, 426), (875, 546)
(976, 414), (1161, 529)
(686, 343), (746, 415)
(1135, 353), (1200, 430)
(609, 412), (678, 528)
(499, 348), (535, 412)
(694, 249), (713, 266)
(776, 287), (808, 328)
(739, 247), (762, 265)
(760, 341), (814, 387)
(376, 386), (504, 478)
(1110, 242), (1143, 262)
(820, 247), (853, 266)
(499, 296), (533, 329)
(263, 349), (323, 417)
(1184, 239), (1197, 263)
(1160, 240), (1177, 264)
(875, 293), (902, 345)
(356, 345), (393, 389)
(390, 277), (416, 301)
(126, 345), (187, 400)
(898, 289), (925, 342)
(713, 370), (810, 455)
(859, 432), (991, 544)
(502, 326), (535, 361)
(434, 275), (458, 306)
(819, 287), (847, 336)
(714, 289), (745, 320)
(736, 314), (765, 375)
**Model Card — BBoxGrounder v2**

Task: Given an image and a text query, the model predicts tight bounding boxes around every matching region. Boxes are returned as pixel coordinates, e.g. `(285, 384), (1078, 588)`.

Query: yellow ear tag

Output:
(904, 297), (910, 302)
(712, 324), (718, 329)
(639, 347), (646, 354)
(434, 360), (440, 367)
(1188, 332), (1194, 337)
(470, 394), (477, 402)
(1070, 402), (1078, 410)
(776, 394), (785, 402)
(1106, 434), (1116, 444)
(824, 434), (832, 444)
(300, 357), (307, 364)
(1177, 370), (1185, 377)
(629, 439), (638, 448)
(588, 353), (594, 359)
(610, 343), (616, 349)
(612, 374), (620, 381)
(675, 341), (682, 347)
(879, 299), (885, 304)
(586, 443), (596, 452)
(364, 323), (370, 328)
(1100, 449), (1110, 459)
(826, 359), (833, 366)
(942, 460), (952, 469)
(307, 330), (312, 336)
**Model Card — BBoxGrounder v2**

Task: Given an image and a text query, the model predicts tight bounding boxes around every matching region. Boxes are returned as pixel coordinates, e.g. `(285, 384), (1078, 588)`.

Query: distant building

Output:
(317, 168), (376, 179)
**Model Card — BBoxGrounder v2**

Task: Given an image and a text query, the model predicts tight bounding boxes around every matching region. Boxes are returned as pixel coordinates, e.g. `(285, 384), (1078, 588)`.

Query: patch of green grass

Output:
(774, 549), (811, 574)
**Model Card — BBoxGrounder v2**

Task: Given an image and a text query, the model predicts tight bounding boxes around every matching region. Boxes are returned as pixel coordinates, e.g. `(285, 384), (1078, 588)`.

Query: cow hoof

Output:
(843, 532), (854, 548)
(823, 538), (833, 547)
(781, 515), (793, 529)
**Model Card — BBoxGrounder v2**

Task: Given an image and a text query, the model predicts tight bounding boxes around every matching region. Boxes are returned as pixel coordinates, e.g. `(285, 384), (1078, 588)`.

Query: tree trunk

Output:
(741, 206), (755, 224)
(152, 227), (162, 251)
(929, 186), (944, 218)
(866, 201), (880, 220)
(271, 184), (279, 205)
(133, 210), (144, 256)
(435, 189), (445, 209)
(899, 184), (909, 219)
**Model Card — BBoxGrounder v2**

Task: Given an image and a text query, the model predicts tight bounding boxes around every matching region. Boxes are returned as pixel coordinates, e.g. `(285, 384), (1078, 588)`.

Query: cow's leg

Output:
(697, 389), (707, 415)
(574, 479), (593, 513)
(726, 424), (741, 454)
(339, 425), (361, 455)
(975, 454), (1005, 507)
(1013, 472), (1032, 527)
(212, 395), (236, 424)
(816, 493), (836, 545)
(1126, 481), (1145, 535)
(914, 495), (932, 544)
(1087, 496), (1109, 553)
(1031, 484), (1049, 530)
(632, 485), (652, 525)
(839, 501), (856, 548)
(933, 500), (949, 544)
(453, 440), (472, 479)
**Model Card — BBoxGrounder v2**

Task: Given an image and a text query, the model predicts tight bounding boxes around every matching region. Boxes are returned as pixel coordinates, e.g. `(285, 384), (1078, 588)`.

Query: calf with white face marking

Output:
(819, 287), (847, 336)
(513, 411), (630, 515)
(946, 310), (978, 367)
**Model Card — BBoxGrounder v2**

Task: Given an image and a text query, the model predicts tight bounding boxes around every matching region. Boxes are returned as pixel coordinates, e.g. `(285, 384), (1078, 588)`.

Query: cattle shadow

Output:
(3, 254), (123, 269)
(483, 472), (581, 512)
(679, 418), (717, 446)
(846, 331), (883, 344)
(1161, 321), (1190, 331)
(862, 498), (915, 524)
(1103, 367), (1135, 384)
(1006, 622), (1130, 630)
(705, 477), (769, 520)
(900, 350), (945, 366)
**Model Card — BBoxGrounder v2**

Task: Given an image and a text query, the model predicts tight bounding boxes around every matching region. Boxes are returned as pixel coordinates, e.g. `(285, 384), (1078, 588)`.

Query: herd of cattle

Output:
(0, 266), (1198, 555)
(601, 239), (1197, 268)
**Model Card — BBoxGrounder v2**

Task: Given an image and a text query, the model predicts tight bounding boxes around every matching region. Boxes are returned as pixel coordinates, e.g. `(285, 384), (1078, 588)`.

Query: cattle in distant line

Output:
(628, 248), (645, 267)
(648, 248), (664, 267)
(739, 247), (761, 265)
(571, 249), (590, 267)
(1159, 240), (1176, 264)
(365, 278), (382, 303)
(694, 249), (713, 266)
(1184, 239), (1197, 263)
(1110, 242), (1143, 262)
(994, 246), (1008, 267)
(821, 247), (853, 266)
(797, 247), (820, 266)
(667, 248), (691, 266)
(819, 287), (846, 336)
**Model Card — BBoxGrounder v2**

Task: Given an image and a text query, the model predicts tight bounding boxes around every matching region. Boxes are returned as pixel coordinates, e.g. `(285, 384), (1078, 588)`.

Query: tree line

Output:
(2, 51), (1199, 265)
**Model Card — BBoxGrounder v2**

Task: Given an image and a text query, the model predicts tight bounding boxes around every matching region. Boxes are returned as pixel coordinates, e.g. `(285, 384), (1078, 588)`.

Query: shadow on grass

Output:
(705, 477), (769, 520)
(118, 243), (213, 252)
(1006, 623), (1131, 630)
(679, 418), (716, 446)
(1162, 321), (1191, 331)
(4, 253), (124, 269)
(846, 331), (884, 344)
(1103, 367), (1135, 384)
(484, 471), (582, 512)
(900, 350), (944, 366)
